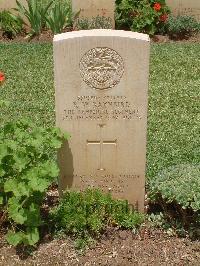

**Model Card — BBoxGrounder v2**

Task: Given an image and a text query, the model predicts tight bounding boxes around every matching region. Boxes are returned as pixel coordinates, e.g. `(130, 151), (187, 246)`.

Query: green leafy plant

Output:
(0, 119), (69, 246)
(0, 10), (23, 38)
(50, 189), (144, 249)
(74, 15), (112, 30)
(115, 0), (140, 30)
(149, 164), (200, 212)
(166, 15), (200, 39)
(148, 212), (174, 235)
(46, 0), (72, 34)
(115, 0), (170, 35)
(149, 164), (200, 234)
(15, 0), (53, 36)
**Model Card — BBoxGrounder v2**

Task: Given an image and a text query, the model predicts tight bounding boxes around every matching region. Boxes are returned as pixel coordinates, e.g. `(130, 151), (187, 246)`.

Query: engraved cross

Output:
(87, 124), (117, 171)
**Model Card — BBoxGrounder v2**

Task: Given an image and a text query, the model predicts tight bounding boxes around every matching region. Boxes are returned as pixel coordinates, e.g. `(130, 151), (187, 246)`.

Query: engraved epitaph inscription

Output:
(63, 95), (140, 121)
(80, 47), (124, 90)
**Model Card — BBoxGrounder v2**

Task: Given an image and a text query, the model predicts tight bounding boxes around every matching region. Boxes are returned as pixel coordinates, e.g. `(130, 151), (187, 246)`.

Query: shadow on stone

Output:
(58, 140), (74, 195)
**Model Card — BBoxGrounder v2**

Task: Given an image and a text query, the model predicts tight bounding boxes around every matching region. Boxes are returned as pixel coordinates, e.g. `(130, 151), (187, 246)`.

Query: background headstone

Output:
(72, 0), (115, 28)
(0, 0), (27, 10)
(166, 0), (200, 21)
(54, 30), (150, 212)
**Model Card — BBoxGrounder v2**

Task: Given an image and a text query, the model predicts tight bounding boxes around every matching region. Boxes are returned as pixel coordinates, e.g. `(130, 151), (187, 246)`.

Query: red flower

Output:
(0, 72), (5, 84)
(160, 14), (168, 22)
(153, 2), (161, 11)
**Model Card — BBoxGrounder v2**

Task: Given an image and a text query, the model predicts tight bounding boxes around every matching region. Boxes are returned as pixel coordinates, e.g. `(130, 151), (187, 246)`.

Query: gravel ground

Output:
(0, 227), (200, 266)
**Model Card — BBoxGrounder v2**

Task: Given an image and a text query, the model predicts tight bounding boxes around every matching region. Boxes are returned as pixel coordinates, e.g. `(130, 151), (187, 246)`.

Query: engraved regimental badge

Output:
(80, 47), (124, 90)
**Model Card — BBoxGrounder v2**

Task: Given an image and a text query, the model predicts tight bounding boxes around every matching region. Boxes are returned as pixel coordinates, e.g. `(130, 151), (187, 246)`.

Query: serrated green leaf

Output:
(6, 231), (25, 246)
(8, 197), (27, 224)
(28, 138), (43, 149)
(13, 152), (30, 172)
(8, 208), (27, 224)
(4, 179), (18, 193)
(28, 176), (50, 192)
(4, 179), (29, 197)
(16, 182), (30, 197)
(50, 138), (63, 149)
(32, 162), (59, 180)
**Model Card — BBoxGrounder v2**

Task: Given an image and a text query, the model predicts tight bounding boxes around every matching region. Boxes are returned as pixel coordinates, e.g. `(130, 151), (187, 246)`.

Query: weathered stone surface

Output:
(72, 0), (115, 28)
(166, 0), (200, 21)
(54, 30), (150, 212)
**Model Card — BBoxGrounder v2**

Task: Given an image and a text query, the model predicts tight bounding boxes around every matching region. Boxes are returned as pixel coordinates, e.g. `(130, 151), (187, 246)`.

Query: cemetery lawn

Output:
(0, 43), (200, 264)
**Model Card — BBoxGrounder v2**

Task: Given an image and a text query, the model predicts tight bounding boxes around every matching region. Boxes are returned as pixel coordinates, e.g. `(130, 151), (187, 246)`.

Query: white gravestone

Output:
(72, 0), (115, 28)
(166, 0), (200, 21)
(54, 30), (150, 212)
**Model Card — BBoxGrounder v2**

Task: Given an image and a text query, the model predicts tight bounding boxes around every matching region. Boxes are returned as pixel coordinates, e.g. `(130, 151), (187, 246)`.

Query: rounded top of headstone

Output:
(53, 30), (150, 42)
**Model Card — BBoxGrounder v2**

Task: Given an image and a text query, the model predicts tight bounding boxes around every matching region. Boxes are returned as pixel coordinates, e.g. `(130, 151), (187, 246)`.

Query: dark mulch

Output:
(0, 226), (200, 266)
(152, 33), (200, 43)
(0, 30), (53, 44)
(0, 187), (200, 265)
(1, 30), (200, 44)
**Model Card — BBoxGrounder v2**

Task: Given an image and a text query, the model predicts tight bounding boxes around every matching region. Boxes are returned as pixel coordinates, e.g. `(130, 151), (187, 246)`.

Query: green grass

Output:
(0, 43), (54, 127)
(148, 44), (199, 179)
(0, 43), (199, 181)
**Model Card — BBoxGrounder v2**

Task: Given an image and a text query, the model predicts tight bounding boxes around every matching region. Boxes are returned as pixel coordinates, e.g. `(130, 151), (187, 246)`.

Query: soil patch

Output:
(152, 33), (200, 43)
(1, 30), (200, 44)
(0, 227), (200, 266)
(1, 187), (199, 265)
(0, 30), (53, 44)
